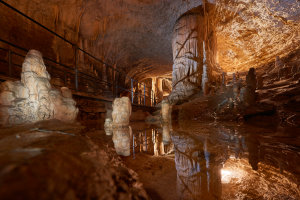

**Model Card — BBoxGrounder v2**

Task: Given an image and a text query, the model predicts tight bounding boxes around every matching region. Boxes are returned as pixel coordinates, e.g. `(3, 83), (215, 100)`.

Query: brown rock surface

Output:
(0, 120), (149, 199)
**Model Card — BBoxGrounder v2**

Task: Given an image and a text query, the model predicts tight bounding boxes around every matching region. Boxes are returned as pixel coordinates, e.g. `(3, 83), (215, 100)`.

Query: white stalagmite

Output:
(112, 97), (132, 127)
(0, 50), (78, 125)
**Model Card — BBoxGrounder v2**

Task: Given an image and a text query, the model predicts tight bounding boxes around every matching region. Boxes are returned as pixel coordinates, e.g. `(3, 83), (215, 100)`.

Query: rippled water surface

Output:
(108, 121), (300, 200)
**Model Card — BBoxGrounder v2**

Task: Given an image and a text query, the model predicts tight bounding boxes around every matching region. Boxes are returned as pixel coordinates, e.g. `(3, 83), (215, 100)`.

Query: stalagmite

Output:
(112, 97), (132, 127)
(0, 50), (78, 125)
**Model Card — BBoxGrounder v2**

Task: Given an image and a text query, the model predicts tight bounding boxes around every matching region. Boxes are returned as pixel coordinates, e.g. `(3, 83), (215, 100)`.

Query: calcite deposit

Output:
(0, 50), (78, 125)
(112, 97), (132, 127)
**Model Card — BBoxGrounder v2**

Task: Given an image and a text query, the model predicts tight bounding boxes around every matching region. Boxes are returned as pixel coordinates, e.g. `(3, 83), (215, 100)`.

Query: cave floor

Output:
(122, 120), (300, 200)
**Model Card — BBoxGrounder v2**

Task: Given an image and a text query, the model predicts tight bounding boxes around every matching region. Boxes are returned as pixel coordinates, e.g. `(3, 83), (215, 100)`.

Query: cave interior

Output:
(0, 0), (299, 199)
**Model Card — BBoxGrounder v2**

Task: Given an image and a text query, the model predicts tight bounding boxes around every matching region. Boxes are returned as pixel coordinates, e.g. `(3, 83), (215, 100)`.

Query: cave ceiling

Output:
(6, 0), (300, 79)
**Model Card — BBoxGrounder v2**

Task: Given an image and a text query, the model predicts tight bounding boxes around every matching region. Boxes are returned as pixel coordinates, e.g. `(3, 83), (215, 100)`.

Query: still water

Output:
(107, 121), (300, 200)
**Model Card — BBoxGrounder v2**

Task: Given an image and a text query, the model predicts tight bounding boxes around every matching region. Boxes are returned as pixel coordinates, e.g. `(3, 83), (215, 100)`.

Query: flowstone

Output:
(0, 50), (78, 125)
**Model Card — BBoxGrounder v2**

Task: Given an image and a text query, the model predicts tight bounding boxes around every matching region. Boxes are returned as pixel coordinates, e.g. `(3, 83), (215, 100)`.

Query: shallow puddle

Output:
(109, 121), (300, 200)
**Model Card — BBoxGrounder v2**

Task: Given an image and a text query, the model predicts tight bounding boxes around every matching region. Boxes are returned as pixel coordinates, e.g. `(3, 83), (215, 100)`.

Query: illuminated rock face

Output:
(112, 97), (132, 127)
(0, 50), (78, 125)
(169, 13), (201, 103)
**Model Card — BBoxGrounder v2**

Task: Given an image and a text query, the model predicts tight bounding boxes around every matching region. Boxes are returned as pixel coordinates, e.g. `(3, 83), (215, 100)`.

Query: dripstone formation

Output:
(0, 50), (78, 125)
(112, 97), (132, 127)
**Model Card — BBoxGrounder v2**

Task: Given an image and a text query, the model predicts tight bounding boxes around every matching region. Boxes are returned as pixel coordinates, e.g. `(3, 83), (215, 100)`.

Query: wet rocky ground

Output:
(0, 120), (148, 200)
(0, 119), (299, 200)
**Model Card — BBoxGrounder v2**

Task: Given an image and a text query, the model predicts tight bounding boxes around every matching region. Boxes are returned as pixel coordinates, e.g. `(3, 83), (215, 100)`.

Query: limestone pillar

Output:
(168, 6), (219, 103)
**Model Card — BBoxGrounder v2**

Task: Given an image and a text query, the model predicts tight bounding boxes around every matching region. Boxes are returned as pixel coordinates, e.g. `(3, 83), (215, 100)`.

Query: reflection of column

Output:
(246, 136), (260, 170)
(104, 109), (113, 135)
(172, 133), (222, 200)
(157, 78), (163, 102)
(161, 99), (171, 123)
(112, 126), (131, 156)
(151, 77), (157, 103)
(162, 124), (171, 145)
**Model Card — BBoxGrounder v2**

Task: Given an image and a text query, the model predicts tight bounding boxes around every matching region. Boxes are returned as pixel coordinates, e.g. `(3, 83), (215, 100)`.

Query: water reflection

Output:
(112, 126), (131, 156)
(111, 122), (300, 199)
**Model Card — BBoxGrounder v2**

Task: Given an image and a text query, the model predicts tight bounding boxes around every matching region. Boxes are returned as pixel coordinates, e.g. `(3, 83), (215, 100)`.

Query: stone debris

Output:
(0, 50), (78, 125)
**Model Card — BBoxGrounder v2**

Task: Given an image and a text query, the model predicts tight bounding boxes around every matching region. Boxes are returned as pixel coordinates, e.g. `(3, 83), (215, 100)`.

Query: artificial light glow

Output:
(221, 159), (247, 184)
(221, 169), (232, 184)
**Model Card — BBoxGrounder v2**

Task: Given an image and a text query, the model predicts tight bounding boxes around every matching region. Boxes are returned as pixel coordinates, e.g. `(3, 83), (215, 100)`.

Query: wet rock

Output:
(0, 121), (149, 199)
(0, 50), (78, 125)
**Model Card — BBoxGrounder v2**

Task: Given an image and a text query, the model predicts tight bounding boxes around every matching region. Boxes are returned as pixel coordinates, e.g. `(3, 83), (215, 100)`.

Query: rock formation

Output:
(168, 11), (201, 103)
(112, 97), (132, 127)
(168, 6), (221, 103)
(0, 50), (78, 125)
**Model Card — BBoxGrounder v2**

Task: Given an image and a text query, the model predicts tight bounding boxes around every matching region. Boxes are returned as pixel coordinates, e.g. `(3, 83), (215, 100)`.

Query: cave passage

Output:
(0, 0), (299, 200)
